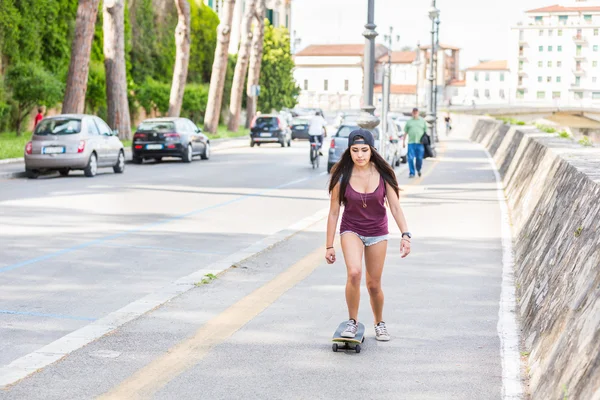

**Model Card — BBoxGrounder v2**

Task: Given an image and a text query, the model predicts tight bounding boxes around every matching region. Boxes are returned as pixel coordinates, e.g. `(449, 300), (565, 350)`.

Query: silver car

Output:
(24, 114), (125, 178)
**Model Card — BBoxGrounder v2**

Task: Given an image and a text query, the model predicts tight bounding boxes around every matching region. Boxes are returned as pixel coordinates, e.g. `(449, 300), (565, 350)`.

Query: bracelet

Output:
(326, 246), (334, 250)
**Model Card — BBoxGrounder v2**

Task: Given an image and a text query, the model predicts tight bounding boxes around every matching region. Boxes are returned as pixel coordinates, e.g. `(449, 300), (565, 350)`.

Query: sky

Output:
(291, 0), (558, 68)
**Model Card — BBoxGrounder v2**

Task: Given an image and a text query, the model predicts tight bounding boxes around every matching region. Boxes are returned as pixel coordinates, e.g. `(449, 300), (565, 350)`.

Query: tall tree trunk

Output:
(103, 0), (132, 140)
(203, 0), (237, 134)
(168, 0), (191, 117)
(227, 0), (258, 131)
(245, 0), (266, 128)
(62, 0), (101, 114)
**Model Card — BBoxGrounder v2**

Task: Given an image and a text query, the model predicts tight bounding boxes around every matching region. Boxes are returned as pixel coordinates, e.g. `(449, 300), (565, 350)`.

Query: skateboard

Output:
(332, 321), (365, 353)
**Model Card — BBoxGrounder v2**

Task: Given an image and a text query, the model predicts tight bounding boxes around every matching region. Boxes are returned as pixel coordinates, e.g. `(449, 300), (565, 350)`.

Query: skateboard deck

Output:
(331, 321), (365, 353)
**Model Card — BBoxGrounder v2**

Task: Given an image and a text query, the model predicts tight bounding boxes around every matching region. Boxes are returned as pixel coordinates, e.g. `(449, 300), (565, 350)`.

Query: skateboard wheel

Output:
(355, 344), (361, 353)
(332, 343), (339, 353)
(361, 337), (365, 343)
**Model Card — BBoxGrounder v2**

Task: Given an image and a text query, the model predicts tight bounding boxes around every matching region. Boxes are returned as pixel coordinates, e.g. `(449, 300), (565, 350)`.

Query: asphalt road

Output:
(0, 134), (513, 399)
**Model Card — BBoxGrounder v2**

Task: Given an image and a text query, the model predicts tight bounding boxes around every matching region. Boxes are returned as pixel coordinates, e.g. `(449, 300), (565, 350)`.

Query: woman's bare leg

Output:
(364, 240), (388, 324)
(341, 233), (364, 321)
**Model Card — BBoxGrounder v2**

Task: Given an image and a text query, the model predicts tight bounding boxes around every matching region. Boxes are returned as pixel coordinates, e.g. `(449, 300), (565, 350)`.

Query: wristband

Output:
(326, 246), (334, 250)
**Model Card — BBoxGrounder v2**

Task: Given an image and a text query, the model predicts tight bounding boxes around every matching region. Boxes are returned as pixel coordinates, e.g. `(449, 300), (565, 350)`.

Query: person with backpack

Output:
(403, 108), (427, 178)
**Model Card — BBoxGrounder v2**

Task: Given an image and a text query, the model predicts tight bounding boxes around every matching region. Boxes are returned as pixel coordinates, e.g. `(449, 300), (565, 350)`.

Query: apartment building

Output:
(510, 1), (600, 105)
(463, 61), (511, 105)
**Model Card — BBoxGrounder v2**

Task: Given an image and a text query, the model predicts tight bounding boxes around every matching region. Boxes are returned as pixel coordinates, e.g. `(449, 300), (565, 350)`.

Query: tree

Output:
(168, 0), (191, 117)
(62, 0), (101, 114)
(187, 2), (219, 84)
(245, 0), (265, 128)
(257, 23), (298, 113)
(103, 0), (131, 140)
(5, 63), (63, 135)
(203, 0), (236, 134)
(227, 0), (258, 131)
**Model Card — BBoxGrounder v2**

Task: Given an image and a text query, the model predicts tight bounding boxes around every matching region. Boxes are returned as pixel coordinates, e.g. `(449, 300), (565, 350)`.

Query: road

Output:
(0, 134), (517, 399)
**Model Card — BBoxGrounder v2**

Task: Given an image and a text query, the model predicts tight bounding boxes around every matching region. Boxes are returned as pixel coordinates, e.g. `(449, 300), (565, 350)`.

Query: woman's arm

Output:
(386, 182), (411, 258)
(325, 183), (341, 263)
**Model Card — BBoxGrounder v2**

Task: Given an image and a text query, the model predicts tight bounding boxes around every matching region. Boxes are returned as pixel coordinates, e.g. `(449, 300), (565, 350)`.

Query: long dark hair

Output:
(328, 145), (400, 205)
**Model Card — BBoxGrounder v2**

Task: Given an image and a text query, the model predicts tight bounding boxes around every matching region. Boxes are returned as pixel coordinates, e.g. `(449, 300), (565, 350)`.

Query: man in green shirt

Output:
(403, 108), (427, 178)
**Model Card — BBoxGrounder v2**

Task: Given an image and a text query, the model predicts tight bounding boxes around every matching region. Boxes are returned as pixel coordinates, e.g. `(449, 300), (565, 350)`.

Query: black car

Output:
(290, 117), (311, 140)
(250, 114), (292, 147)
(132, 118), (210, 163)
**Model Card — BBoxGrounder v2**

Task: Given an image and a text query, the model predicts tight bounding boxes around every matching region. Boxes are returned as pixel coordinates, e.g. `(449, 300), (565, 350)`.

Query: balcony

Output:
(573, 68), (586, 76)
(519, 37), (527, 45)
(573, 35), (587, 44)
(574, 53), (587, 60)
(518, 70), (528, 77)
(518, 52), (527, 60)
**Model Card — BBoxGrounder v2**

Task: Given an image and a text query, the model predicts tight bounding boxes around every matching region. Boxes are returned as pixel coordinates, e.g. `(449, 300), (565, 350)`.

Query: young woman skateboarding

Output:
(325, 128), (411, 341)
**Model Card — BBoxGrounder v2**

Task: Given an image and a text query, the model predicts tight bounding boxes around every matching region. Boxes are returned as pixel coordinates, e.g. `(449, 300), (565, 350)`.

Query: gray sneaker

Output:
(341, 319), (358, 338)
(374, 321), (390, 341)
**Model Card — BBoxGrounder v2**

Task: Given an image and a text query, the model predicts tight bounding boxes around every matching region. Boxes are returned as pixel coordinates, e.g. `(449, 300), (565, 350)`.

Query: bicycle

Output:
(310, 141), (321, 169)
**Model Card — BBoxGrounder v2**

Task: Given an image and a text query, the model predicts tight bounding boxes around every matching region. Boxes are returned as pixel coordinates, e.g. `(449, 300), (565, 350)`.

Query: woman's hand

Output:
(325, 248), (336, 264)
(400, 239), (411, 258)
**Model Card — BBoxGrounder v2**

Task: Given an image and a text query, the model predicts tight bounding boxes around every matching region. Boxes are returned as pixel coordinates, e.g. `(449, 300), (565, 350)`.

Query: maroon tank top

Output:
(340, 176), (388, 237)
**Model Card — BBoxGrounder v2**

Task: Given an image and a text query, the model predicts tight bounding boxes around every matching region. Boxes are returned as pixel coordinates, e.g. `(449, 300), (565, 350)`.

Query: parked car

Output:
(132, 118), (210, 163)
(290, 116), (312, 140)
(250, 114), (292, 147)
(24, 114), (125, 178)
(327, 124), (398, 173)
(393, 118), (409, 164)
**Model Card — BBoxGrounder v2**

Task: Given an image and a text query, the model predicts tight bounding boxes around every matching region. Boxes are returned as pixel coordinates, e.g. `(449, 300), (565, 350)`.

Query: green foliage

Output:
(257, 22), (299, 113)
(136, 78), (170, 115)
(497, 117), (526, 126)
(188, 2), (219, 83)
(5, 63), (64, 134)
(222, 54), (237, 116)
(86, 61), (107, 120)
(536, 124), (557, 133)
(578, 136), (593, 147)
(182, 83), (209, 124)
(0, 131), (31, 160)
(558, 131), (570, 139)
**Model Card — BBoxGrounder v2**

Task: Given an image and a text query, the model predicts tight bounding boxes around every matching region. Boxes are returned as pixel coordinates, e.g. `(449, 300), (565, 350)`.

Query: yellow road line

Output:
(98, 246), (325, 400)
(412, 141), (447, 185)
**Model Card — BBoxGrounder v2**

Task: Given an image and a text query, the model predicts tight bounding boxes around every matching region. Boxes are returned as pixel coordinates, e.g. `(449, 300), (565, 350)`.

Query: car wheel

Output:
(201, 143), (210, 160)
(26, 169), (39, 179)
(250, 140), (255, 148)
(154, 157), (162, 162)
(280, 138), (285, 148)
(132, 156), (143, 164)
(401, 156), (407, 164)
(182, 144), (193, 163)
(59, 168), (70, 177)
(84, 153), (98, 177)
(113, 150), (125, 173)
(287, 138), (291, 147)
(395, 157), (400, 167)
(327, 163), (334, 174)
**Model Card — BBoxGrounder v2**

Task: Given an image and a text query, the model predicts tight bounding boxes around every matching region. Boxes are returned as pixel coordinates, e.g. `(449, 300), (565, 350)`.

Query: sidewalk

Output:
(0, 133), (517, 399)
(0, 137), (249, 179)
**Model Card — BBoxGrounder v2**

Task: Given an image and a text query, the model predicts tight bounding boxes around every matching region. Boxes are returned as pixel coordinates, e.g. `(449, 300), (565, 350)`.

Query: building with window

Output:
(293, 44), (388, 111)
(205, 0), (292, 54)
(510, 1), (600, 105)
(462, 60), (511, 105)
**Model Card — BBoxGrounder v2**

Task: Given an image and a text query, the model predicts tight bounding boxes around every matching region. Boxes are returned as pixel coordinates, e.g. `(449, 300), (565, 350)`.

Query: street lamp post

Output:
(413, 41), (421, 108)
(433, 18), (440, 142)
(427, 1), (440, 146)
(357, 0), (380, 133)
(381, 27), (398, 164)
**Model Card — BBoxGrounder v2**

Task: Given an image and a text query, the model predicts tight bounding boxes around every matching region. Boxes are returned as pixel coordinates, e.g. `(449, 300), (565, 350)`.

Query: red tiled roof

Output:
(527, 4), (600, 13)
(377, 51), (417, 64)
(374, 84), (417, 95)
(295, 44), (388, 57)
(419, 43), (460, 51)
(448, 80), (466, 87)
(466, 60), (509, 71)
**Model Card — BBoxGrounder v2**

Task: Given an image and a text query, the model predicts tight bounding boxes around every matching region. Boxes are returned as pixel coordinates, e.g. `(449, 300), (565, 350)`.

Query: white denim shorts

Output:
(341, 231), (389, 247)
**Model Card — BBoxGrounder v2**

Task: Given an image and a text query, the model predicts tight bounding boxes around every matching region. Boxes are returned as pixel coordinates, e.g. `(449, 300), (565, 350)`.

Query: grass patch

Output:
(194, 273), (218, 286)
(578, 136), (593, 147)
(574, 226), (583, 238)
(558, 131), (570, 139)
(536, 124), (557, 133)
(0, 131), (32, 160)
(497, 117), (527, 126)
(207, 125), (250, 140)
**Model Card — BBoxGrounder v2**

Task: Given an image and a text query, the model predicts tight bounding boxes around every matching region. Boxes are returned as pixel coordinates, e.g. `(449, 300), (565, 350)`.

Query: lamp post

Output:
(357, 0), (380, 133)
(427, 1), (440, 146)
(413, 41), (421, 108)
(433, 18), (441, 142)
(381, 27), (398, 163)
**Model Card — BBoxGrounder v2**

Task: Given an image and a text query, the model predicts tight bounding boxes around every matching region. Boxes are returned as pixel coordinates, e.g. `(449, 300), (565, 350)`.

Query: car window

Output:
(336, 125), (379, 139)
(292, 118), (310, 125)
(137, 121), (176, 133)
(94, 117), (112, 136)
(174, 120), (190, 134)
(87, 119), (100, 136)
(186, 120), (199, 133)
(254, 117), (279, 129)
(35, 118), (82, 136)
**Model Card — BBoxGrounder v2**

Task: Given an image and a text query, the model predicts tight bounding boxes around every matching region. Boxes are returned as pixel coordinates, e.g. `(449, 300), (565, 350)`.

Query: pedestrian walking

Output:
(34, 107), (44, 128)
(444, 113), (452, 135)
(325, 129), (411, 342)
(403, 108), (427, 178)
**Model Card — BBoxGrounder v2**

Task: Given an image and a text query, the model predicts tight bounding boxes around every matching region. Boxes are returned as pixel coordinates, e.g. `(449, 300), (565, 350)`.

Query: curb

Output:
(0, 207), (329, 388)
(0, 137), (249, 180)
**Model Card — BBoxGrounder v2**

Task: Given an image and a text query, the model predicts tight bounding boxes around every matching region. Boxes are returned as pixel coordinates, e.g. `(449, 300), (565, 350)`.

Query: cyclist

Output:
(308, 111), (327, 157)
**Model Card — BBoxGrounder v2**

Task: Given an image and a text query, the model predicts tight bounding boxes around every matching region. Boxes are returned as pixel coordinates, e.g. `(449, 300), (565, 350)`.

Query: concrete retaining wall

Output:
(456, 114), (600, 400)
